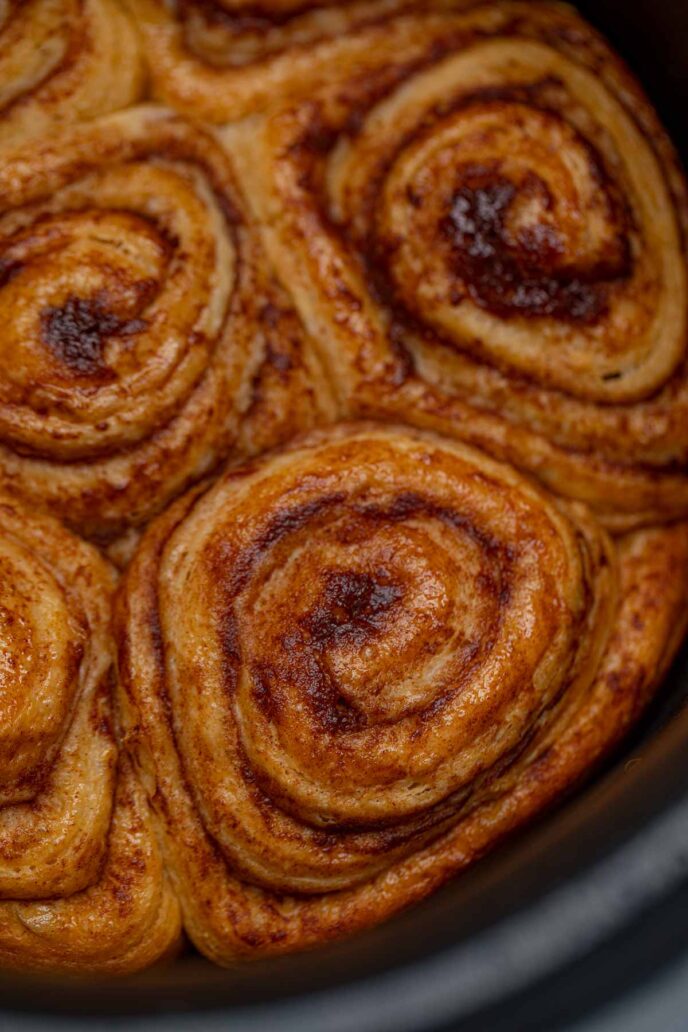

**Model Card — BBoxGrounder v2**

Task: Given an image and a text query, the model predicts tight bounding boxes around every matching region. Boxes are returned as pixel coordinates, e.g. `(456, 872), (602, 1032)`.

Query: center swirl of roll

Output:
(326, 36), (686, 405)
(239, 497), (502, 733)
(382, 102), (630, 327)
(0, 128), (236, 460)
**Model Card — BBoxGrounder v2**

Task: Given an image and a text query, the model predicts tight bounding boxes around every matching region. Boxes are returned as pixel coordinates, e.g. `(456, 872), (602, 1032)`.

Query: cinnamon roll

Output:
(115, 423), (688, 963)
(0, 493), (180, 974)
(0, 104), (333, 541)
(126, 0), (475, 123)
(233, 0), (688, 530)
(0, 0), (144, 146)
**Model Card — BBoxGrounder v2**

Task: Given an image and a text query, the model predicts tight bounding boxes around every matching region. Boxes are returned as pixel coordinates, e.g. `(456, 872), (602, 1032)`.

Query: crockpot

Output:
(3, 1), (688, 1029)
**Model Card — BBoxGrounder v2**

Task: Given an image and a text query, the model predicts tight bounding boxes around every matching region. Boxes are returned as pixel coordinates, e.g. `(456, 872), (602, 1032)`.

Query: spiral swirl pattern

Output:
(115, 423), (688, 963)
(0, 494), (180, 974)
(125, 0), (477, 122)
(236, 0), (688, 529)
(2, 0), (688, 977)
(0, 104), (331, 540)
(0, 0), (144, 146)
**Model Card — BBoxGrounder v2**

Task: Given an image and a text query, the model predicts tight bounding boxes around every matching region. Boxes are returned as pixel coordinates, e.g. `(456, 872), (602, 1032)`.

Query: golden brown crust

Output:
(0, 759), (182, 976)
(0, 0), (145, 147)
(1, 0), (688, 978)
(125, 0), (479, 123)
(0, 104), (335, 541)
(0, 494), (181, 974)
(230, 0), (688, 530)
(0, 495), (116, 897)
(114, 422), (688, 965)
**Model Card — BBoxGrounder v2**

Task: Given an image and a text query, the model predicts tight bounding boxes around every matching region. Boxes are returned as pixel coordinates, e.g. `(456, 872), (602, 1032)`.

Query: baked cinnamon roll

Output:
(126, 0), (474, 122)
(234, 0), (688, 530)
(0, 494), (180, 974)
(115, 423), (688, 963)
(0, 0), (144, 146)
(0, 104), (332, 541)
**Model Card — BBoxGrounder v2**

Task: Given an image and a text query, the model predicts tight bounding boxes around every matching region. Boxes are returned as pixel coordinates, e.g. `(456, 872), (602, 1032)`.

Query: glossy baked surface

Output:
(225, 0), (688, 530)
(0, 494), (180, 973)
(0, 0), (687, 976)
(115, 423), (688, 964)
(0, 104), (331, 541)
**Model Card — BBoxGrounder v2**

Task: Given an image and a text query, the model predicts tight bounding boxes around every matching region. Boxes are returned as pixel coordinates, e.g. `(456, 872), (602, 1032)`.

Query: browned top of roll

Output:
(113, 422), (688, 966)
(0, 493), (181, 974)
(0, 0), (144, 146)
(125, 0), (484, 122)
(1, 0), (687, 978)
(0, 104), (333, 540)
(231, 0), (688, 529)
